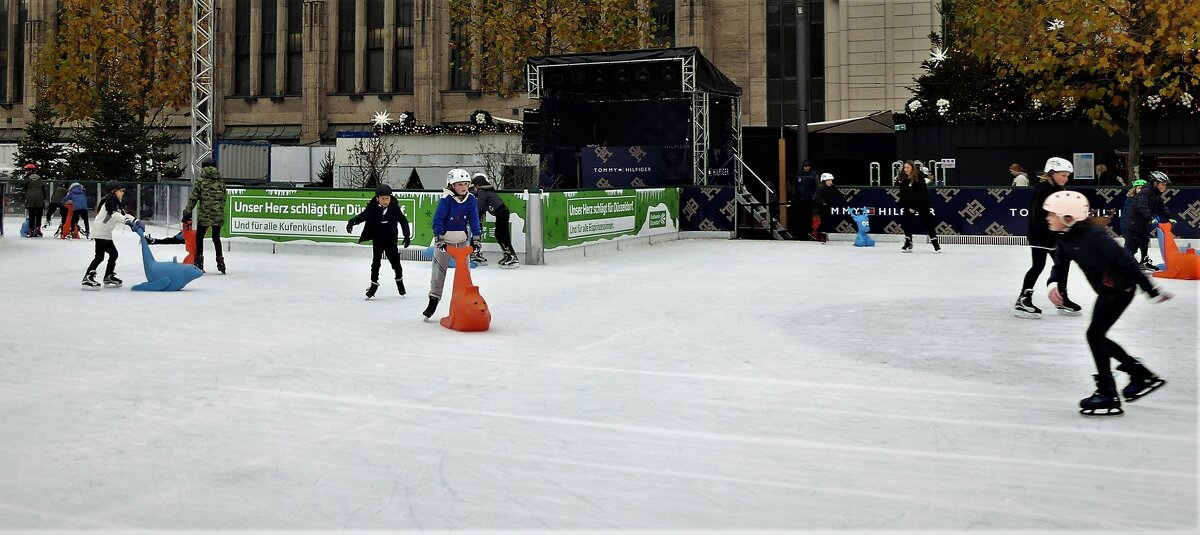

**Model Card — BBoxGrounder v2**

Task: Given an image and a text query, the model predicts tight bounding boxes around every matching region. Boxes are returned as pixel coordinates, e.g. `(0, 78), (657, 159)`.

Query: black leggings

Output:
(1086, 289), (1138, 375)
(494, 211), (514, 253)
(1021, 248), (1052, 291)
(72, 209), (90, 235)
(1122, 228), (1149, 259)
(195, 224), (224, 258)
(370, 240), (402, 281)
(26, 207), (43, 230)
(902, 208), (937, 238)
(87, 239), (119, 276)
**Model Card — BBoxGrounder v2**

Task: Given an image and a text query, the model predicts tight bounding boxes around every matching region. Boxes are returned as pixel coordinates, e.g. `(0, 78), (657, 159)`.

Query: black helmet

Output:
(201, 158), (217, 168)
(104, 180), (125, 192)
(374, 185), (393, 197)
(1147, 171), (1170, 184)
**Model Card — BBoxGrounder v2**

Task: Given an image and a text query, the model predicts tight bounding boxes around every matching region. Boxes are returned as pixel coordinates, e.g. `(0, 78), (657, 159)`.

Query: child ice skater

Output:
(1014, 156), (1076, 318)
(1042, 191), (1172, 416)
(470, 172), (519, 268)
(423, 169), (481, 319)
(81, 181), (143, 290)
(347, 185), (412, 299)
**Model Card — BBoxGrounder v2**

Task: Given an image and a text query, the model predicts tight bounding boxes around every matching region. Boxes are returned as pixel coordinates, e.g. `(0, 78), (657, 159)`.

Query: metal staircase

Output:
(732, 154), (792, 240)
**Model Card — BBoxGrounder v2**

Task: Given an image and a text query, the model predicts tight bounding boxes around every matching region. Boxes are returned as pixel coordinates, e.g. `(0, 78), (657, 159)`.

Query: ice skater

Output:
(470, 172), (519, 268)
(61, 182), (91, 238)
(1042, 191), (1172, 415)
(1014, 156), (1077, 318)
(423, 169), (481, 319)
(896, 160), (940, 252)
(181, 158), (227, 273)
(813, 173), (844, 243)
(1123, 171), (1177, 271)
(347, 185), (412, 299)
(19, 163), (47, 238)
(81, 181), (143, 290)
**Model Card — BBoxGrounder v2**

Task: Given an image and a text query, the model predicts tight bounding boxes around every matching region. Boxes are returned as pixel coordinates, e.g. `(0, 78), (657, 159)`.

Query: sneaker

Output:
(1014, 289), (1042, 319)
(422, 296), (440, 319)
(901, 237), (913, 253)
(931, 237), (941, 252)
(365, 281), (379, 299)
(103, 273), (123, 288)
(395, 277), (406, 296)
(82, 271), (101, 291)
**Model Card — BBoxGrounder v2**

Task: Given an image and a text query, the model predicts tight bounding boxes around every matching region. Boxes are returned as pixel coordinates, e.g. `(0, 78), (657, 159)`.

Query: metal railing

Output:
(2, 180), (194, 234)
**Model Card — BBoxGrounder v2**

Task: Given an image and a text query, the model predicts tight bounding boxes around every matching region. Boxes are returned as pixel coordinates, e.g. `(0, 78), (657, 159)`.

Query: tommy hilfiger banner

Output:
(581, 145), (665, 188)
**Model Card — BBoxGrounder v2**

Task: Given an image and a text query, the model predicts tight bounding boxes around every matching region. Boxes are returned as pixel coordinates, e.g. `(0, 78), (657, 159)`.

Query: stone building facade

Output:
(0, 0), (940, 142)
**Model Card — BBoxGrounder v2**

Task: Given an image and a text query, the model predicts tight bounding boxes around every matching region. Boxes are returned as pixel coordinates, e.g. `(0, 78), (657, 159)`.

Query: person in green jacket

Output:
(19, 163), (47, 237)
(182, 158), (228, 273)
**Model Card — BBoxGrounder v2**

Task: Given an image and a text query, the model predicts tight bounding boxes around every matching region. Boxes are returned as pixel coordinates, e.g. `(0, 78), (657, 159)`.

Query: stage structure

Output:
(525, 48), (743, 189)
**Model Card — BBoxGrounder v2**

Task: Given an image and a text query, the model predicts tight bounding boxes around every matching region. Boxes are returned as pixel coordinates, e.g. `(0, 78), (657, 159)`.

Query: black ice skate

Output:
(194, 254), (205, 273)
(1013, 289), (1042, 319)
(1080, 374), (1123, 416)
(422, 296), (440, 319)
(1116, 360), (1166, 402)
(901, 237), (913, 253)
(103, 273), (123, 288)
(365, 281), (379, 299)
(930, 237), (940, 252)
(1056, 292), (1083, 316)
(470, 251), (488, 265)
(216, 256), (226, 274)
(498, 253), (520, 269)
(1138, 257), (1156, 271)
(81, 271), (101, 291)
(395, 277), (406, 296)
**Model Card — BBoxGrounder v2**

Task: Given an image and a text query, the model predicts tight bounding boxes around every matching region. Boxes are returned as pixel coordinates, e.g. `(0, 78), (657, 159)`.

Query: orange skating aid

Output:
(182, 221), (197, 265)
(1152, 222), (1200, 280)
(439, 244), (491, 332)
(60, 202), (76, 239)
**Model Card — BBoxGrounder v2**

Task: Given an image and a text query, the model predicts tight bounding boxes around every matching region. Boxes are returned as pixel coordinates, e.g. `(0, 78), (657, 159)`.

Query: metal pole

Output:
(796, 2), (809, 169)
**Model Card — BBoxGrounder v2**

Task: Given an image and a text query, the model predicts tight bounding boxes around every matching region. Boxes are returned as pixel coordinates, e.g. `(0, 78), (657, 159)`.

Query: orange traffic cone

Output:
(182, 221), (197, 265)
(439, 244), (491, 332)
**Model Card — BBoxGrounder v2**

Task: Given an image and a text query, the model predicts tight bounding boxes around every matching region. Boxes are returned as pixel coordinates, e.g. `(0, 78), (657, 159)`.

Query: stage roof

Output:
(528, 47), (742, 97)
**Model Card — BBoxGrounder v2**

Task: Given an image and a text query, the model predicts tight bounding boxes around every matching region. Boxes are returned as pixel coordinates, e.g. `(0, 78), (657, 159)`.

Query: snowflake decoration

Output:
(1047, 19), (1065, 31)
(907, 100), (923, 112)
(371, 110), (392, 126)
(1180, 94), (1194, 108)
(1146, 95), (1162, 109)
(1032, 98), (1042, 109)
(936, 98), (950, 115)
(1062, 96), (1075, 112)
(929, 47), (948, 65)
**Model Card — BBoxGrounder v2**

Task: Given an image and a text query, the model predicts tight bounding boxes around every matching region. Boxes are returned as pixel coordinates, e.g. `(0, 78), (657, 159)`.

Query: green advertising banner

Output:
(542, 189), (679, 250)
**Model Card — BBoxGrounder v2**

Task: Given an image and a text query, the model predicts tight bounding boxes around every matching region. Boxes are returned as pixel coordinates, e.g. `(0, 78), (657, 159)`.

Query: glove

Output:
(1048, 286), (1065, 307)
(1147, 287), (1173, 303)
(1169, 218), (1178, 225)
(346, 221), (354, 233)
(181, 211), (192, 223)
(402, 236), (411, 248)
(471, 236), (482, 253)
(434, 235), (447, 252)
(126, 219), (145, 233)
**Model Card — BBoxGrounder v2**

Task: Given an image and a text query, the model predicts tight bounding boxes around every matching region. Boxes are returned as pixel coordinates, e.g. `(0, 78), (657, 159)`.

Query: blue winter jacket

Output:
(432, 193), (481, 238)
(61, 184), (89, 211)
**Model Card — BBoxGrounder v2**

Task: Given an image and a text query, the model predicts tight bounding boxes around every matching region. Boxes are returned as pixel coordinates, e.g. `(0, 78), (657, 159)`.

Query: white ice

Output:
(1, 219), (1197, 534)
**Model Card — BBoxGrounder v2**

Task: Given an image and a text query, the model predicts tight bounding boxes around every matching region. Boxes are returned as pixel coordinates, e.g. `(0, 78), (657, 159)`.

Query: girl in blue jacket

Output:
(61, 182), (91, 237)
(423, 169), (481, 319)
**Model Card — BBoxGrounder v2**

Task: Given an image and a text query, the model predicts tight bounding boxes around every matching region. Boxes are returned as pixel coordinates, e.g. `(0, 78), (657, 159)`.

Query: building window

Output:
(286, 0), (302, 95)
(337, 0), (356, 93)
(363, 0), (384, 92)
(652, 0), (675, 46)
(234, 0), (251, 95)
(12, 0), (23, 102)
(260, 0), (278, 95)
(0, 1), (8, 102)
(448, 21), (471, 91)
(394, 0), (414, 92)
(765, 0), (823, 126)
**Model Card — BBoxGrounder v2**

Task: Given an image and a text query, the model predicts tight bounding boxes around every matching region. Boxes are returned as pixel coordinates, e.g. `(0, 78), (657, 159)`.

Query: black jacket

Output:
(1027, 179), (1065, 249)
(815, 184), (844, 208)
(792, 169), (819, 201)
(897, 174), (931, 211)
(1124, 186), (1175, 232)
(473, 186), (510, 218)
(349, 196), (411, 244)
(1048, 221), (1158, 296)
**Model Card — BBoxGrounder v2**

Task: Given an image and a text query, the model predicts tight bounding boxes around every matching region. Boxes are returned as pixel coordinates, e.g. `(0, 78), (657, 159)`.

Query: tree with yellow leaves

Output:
(448, 0), (660, 97)
(954, 0), (1200, 176)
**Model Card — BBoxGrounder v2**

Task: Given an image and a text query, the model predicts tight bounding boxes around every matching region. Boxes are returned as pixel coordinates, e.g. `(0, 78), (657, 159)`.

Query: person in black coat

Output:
(813, 173), (844, 243)
(788, 160), (819, 240)
(471, 172), (519, 267)
(1124, 171), (1178, 269)
(895, 160), (940, 252)
(1043, 191), (1172, 416)
(347, 185), (413, 299)
(1014, 157), (1074, 319)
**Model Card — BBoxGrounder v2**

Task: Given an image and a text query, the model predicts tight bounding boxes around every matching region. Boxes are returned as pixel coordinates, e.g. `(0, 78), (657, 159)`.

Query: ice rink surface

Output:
(1, 221), (1197, 534)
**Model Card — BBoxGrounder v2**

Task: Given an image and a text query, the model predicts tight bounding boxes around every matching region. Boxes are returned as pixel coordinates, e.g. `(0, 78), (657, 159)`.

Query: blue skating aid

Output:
(20, 218), (29, 237)
(850, 208), (875, 247)
(423, 245), (478, 268)
(130, 227), (204, 291)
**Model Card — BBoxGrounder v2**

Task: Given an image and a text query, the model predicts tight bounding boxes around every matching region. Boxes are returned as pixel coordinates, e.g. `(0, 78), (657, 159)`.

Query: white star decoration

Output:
(929, 47), (948, 65)
(1047, 19), (1065, 31)
(372, 110), (392, 126)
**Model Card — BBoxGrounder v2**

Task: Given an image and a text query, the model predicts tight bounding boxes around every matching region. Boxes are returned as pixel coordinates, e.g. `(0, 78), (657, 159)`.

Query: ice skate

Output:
(901, 237), (913, 253)
(395, 277), (406, 296)
(1138, 257), (1156, 271)
(81, 271), (101, 291)
(103, 273), (123, 288)
(470, 251), (488, 266)
(1056, 291), (1083, 316)
(1013, 289), (1042, 319)
(216, 256), (226, 274)
(498, 252), (520, 269)
(930, 237), (940, 252)
(365, 281), (379, 299)
(1080, 374), (1123, 416)
(1116, 360), (1166, 402)
(422, 296), (440, 319)
(194, 254), (205, 273)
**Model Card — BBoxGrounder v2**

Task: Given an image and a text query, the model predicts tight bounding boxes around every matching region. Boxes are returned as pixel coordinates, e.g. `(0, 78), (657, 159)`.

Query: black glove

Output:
(181, 211), (192, 223)
(346, 221), (354, 233)
(402, 236), (411, 248)
(434, 235), (447, 252)
(471, 236), (482, 252)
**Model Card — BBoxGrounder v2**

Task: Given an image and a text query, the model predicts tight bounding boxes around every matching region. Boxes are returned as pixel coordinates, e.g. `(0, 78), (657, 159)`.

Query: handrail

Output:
(731, 152), (775, 197)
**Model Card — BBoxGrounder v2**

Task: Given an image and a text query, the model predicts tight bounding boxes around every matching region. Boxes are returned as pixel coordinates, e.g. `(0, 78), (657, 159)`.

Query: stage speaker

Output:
(521, 108), (545, 154)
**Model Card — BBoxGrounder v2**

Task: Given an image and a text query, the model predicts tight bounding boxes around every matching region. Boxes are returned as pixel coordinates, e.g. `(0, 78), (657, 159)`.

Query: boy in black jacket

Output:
(1043, 191), (1172, 416)
(347, 185), (412, 298)
(471, 172), (519, 268)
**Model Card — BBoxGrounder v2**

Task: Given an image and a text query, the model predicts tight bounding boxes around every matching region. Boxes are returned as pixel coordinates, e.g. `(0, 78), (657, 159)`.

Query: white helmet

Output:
(446, 168), (471, 186)
(1043, 190), (1089, 226)
(1044, 157), (1074, 174)
(820, 172), (834, 182)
